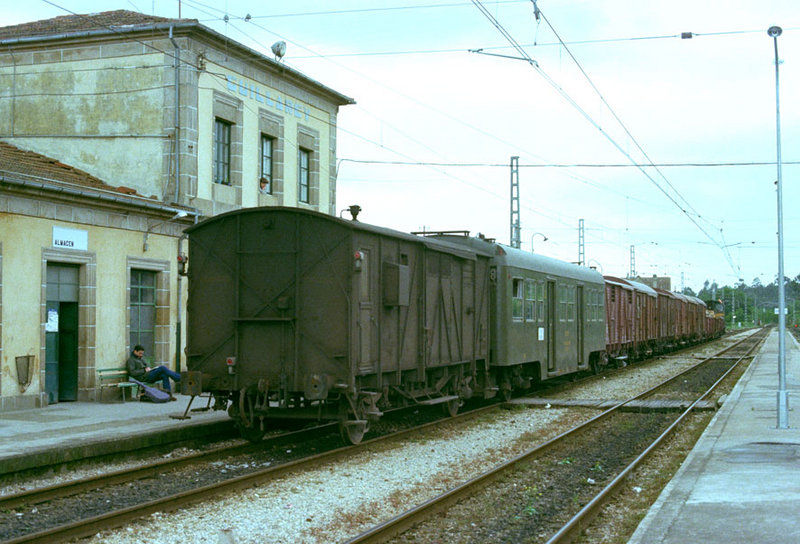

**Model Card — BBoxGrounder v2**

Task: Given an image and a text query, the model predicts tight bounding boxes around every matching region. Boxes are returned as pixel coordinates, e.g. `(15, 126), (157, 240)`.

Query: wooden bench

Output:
(97, 368), (140, 402)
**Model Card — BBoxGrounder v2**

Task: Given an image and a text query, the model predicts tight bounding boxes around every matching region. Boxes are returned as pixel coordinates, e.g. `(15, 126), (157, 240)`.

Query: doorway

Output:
(45, 264), (80, 403)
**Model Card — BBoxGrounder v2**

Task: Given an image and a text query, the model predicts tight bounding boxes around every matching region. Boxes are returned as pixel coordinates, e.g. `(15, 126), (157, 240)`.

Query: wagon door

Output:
(355, 246), (377, 374)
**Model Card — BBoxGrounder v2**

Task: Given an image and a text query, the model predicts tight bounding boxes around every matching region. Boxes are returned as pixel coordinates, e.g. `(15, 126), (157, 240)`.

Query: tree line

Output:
(687, 275), (800, 328)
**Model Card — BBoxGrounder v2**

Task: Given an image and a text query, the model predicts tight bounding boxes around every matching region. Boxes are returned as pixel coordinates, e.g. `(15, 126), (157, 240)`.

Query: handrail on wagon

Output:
(411, 230), (470, 237)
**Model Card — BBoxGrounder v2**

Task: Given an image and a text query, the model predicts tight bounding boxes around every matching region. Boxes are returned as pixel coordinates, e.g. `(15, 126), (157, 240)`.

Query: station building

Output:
(0, 11), (353, 411)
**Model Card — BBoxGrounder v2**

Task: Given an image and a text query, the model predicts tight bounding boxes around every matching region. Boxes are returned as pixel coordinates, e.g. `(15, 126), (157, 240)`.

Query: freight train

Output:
(182, 207), (725, 443)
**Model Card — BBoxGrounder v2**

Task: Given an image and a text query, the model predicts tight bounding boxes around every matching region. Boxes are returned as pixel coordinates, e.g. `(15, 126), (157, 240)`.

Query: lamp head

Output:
(768, 26), (783, 38)
(271, 41), (287, 60)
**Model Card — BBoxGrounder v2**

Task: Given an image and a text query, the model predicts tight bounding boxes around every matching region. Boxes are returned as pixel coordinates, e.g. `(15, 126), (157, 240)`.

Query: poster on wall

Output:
(46, 309), (59, 332)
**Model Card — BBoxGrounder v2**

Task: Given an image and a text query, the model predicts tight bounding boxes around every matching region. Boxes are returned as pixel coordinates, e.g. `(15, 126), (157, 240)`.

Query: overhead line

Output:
(469, 0), (732, 271)
(339, 159), (799, 168)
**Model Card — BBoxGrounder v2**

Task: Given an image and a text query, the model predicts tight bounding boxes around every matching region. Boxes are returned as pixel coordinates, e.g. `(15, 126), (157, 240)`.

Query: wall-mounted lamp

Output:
(143, 211), (188, 252)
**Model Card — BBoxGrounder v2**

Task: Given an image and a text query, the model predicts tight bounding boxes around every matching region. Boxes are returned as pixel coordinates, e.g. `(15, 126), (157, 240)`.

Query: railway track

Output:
(343, 327), (767, 544)
(0, 400), (505, 543)
(0, 332), (758, 543)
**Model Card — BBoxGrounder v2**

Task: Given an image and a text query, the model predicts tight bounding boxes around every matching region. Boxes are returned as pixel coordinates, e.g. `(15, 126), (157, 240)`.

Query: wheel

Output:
(443, 397), (460, 418)
(339, 419), (368, 445)
(500, 385), (513, 402)
(238, 421), (265, 443)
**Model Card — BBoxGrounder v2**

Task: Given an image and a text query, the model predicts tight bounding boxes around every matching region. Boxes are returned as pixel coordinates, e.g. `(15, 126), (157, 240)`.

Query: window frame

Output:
(511, 277), (524, 321)
(130, 268), (157, 356)
(525, 279), (536, 322)
(298, 147), (311, 203)
(213, 118), (232, 185)
(260, 133), (274, 194)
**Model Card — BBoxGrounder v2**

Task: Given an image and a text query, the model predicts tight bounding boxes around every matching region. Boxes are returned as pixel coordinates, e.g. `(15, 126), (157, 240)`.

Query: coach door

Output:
(547, 280), (556, 372)
(45, 264), (79, 403)
(576, 286), (584, 366)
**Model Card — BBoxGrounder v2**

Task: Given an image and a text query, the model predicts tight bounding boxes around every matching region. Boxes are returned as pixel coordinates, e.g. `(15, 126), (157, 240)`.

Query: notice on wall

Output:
(46, 309), (59, 332)
(53, 226), (88, 251)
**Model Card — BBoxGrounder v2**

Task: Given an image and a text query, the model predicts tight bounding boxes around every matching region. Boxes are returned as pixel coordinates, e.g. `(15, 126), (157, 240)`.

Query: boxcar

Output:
(604, 276), (633, 361)
(604, 276), (658, 362)
(184, 207), (494, 443)
(626, 278), (659, 358)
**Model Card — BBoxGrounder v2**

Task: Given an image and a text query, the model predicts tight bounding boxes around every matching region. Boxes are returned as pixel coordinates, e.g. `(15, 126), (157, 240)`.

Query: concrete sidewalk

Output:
(628, 329), (800, 544)
(0, 394), (234, 474)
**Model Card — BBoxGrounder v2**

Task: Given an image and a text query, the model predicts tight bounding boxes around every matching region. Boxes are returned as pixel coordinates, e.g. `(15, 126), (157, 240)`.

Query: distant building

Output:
(634, 275), (672, 292)
(0, 10), (354, 217)
(0, 10), (353, 411)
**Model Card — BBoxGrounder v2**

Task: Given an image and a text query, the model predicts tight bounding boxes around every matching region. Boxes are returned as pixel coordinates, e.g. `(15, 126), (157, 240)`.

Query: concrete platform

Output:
(0, 393), (235, 475)
(628, 329), (800, 544)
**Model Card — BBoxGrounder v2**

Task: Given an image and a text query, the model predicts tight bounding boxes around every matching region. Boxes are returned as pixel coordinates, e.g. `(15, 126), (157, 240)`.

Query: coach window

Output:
(213, 118), (232, 185)
(593, 290), (600, 321)
(537, 281), (545, 321)
(512, 278), (524, 321)
(557, 285), (564, 322)
(525, 279), (536, 321)
(567, 286), (575, 322)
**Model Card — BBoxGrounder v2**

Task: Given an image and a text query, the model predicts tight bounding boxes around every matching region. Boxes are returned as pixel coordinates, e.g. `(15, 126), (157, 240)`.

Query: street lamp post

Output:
(769, 25), (789, 429)
(530, 232), (548, 252)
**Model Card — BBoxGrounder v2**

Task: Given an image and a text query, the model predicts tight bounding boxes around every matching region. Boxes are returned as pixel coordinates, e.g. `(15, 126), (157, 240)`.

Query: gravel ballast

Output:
(61, 331), (753, 543)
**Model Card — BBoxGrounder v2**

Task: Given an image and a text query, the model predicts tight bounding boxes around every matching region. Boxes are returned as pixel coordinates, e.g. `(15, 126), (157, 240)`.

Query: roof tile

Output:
(0, 140), (141, 196)
(0, 10), (190, 41)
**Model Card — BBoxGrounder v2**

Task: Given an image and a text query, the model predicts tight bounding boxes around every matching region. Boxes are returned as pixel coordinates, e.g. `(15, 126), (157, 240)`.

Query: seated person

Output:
(126, 344), (181, 401)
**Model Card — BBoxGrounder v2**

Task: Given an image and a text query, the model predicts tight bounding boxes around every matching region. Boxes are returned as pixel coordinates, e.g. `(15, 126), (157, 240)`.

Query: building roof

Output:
(0, 10), (185, 40)
(0, 141), (113, 190)
(0, 10), (355, 106)
(0, 140), (197, 217)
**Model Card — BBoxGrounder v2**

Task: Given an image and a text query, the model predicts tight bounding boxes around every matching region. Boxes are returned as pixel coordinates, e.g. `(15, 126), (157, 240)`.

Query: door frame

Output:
(40, 248), (96, 404)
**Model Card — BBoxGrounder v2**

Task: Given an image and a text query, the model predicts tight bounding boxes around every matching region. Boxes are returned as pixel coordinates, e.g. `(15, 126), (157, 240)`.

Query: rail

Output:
(342, 328), (767, 544)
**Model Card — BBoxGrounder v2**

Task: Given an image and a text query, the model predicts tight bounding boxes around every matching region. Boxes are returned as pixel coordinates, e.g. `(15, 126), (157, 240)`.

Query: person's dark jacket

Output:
(126, 353), (147, 380)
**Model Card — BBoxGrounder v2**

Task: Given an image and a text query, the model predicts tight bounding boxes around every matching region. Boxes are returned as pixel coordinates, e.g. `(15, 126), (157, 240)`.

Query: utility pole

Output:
(629, 245), (635, 279)
(744, 293), (748, 325)
(510, 156), (521, 249)
(578, 219), (585, 266)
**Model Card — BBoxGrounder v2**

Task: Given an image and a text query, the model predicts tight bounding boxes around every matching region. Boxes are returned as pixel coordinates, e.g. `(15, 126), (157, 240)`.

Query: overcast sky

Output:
(8, 1), (800, 293)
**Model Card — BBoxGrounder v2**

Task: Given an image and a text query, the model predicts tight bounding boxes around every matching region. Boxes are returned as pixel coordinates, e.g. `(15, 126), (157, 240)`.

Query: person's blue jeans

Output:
(143, 365), (181, 393)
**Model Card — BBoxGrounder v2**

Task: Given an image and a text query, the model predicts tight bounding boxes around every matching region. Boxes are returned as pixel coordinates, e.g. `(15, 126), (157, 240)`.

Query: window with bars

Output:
(298, 147), (310, 203)
(260, 134), (274, 194)
(130, 269), (156, 356)
(213, 118), (232, 185)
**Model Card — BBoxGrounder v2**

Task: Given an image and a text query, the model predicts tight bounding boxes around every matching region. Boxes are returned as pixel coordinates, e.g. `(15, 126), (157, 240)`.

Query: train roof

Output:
(502, 245), (604, 284)
(432, 234), (604, 284)
(186, 206), (493, 261)
(626, 279), (658, 297)
(604, 275), (634, 290)
(604, 276), (658, 298)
